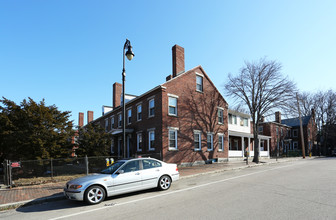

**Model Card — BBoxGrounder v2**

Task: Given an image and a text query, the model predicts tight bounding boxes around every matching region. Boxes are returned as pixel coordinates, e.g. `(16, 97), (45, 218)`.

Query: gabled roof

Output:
(281, 115), (312, 127)
(162, 65), (228, 106)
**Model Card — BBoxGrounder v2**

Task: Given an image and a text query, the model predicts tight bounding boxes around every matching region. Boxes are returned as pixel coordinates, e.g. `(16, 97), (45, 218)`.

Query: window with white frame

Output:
(105, 118), (109, 131)
(137, 132), (142, 152)
(111, 116), (115, 129)
(243, 118), (248, 127)
(194, 131), (201, 151)
(218, 108), (224, 124)
(196, 75), (203, 92)
(127, 109), (132, 124)
(118, 114), (122, 127)
(168, 96), (178, 116)
(149, 99), (155, 117)
(137, 104), (142, 121)
(168, 128), (178, 150)
(228, 114), (237, 125)
(218, 134), (224, 151)
(207, 133), (213, 151)
(148, 129), (155, 151)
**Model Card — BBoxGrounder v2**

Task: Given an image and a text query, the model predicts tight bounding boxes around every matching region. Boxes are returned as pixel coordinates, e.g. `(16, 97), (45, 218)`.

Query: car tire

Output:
(84, 185), (106, 205)
(158, 175), (171, 191)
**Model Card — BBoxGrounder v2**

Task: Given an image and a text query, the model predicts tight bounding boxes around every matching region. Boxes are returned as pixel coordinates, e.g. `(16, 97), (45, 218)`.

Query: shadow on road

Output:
(16, 188), (158, 213)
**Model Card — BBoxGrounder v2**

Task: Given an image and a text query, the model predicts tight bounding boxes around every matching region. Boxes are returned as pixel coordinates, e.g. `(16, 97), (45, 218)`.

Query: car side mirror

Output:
(117, 170), (124, 174)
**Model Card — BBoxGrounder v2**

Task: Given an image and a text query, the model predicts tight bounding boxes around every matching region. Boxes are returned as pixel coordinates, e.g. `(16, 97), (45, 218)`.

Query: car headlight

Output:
(69, 184), (82, 189)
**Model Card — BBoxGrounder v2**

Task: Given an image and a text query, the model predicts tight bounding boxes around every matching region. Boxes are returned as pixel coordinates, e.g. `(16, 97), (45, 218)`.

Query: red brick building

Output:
(281, 110), (317, 156)
(258, 112), (291, 157)
(86, 45), (229, 165)
(259, 111), (317, 157)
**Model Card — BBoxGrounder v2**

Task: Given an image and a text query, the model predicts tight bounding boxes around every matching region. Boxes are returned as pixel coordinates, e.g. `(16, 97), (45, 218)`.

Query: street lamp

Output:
(122, 39), (134, 158)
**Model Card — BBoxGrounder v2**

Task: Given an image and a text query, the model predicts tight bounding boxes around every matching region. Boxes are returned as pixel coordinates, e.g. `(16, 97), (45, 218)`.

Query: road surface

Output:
(1, 158), (336, 220)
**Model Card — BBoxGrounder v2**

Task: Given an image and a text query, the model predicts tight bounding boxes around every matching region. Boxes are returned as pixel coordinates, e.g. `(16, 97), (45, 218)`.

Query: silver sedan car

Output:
(64, 158), (179, 204)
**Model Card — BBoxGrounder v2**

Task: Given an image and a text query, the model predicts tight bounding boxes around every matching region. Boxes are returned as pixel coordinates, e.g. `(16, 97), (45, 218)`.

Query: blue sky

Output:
(1, 0), (335, 126)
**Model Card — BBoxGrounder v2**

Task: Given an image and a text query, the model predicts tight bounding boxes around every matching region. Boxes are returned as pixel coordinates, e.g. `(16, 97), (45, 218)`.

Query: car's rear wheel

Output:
(84, 185), (106, 205)
(158, 175), (171, 190)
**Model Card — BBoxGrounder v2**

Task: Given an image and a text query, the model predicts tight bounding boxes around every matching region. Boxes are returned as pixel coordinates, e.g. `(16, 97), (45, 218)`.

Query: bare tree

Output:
(313, 89), (336, 154)
(224, 58), (297, 163)
(283, 91), (315, 118)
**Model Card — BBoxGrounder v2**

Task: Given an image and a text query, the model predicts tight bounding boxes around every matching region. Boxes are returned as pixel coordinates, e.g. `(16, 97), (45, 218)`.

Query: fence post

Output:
(3, 160), (9, 186)
(50, 158), (54, 179)
(85, 155), (89, 175)
(7, 160), (12, 188)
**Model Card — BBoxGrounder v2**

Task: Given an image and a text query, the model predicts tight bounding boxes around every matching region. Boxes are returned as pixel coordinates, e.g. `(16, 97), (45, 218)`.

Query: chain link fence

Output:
(1, 153), (161, 188)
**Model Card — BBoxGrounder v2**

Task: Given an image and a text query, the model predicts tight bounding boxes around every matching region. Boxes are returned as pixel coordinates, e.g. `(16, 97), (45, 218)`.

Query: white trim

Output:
(148, 98), (155, 118)
(207, 132), (214, 151)
(137, 104), (142, 121)
(148, 130), (155, 151)
(168, 126), (179, 130)
(127, 108), (132, 125)
(137, 132), (142, 152)
(168, 93), (179, 98)
(196, 74), (203, 92)
(168, 129), (178, 150)
(168, 96), (178, 116)
(218, 108), (224, 124)
(195, 72), (204, 77)
(218, 134), (224, 152)
(194, 130), (202, 151)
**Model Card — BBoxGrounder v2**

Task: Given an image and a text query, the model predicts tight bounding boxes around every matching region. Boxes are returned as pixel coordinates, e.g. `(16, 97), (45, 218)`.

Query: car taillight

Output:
(176, 166), (178, 172)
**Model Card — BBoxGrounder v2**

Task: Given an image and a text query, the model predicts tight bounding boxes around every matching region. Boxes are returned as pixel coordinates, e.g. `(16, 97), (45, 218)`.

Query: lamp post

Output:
(122, 39), (134, 158)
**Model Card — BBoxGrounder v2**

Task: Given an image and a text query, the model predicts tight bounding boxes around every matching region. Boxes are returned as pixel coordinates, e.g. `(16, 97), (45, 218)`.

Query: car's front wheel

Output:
(84, 185), (106, 205)
(158, 175), (171, 190)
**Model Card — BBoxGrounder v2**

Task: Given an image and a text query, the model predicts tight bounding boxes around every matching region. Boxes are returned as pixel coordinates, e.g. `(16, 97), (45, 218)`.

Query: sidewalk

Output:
(0, 157), (301, 210)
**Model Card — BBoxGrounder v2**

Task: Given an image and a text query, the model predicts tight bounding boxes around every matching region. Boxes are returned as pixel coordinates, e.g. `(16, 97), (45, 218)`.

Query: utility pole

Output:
(296, 93), (305, 159)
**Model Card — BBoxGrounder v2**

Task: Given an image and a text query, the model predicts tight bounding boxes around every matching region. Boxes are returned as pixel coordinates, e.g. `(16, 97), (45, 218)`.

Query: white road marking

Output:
(50, 162), (301, 220)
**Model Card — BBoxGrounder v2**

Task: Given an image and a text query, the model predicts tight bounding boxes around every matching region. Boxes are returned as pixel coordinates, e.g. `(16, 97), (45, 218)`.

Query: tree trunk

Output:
(252, 123), (259, 163)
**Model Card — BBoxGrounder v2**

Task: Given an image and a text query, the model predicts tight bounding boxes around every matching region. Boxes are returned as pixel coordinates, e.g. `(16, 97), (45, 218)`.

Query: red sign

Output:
(11, 162), (21, 168)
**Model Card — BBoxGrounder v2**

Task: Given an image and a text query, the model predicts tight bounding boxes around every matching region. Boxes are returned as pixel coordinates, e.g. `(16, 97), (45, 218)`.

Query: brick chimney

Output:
(113, 82), (122, 108)
(87, 111), (94, 123)
(172, 45), (185, 77)
(78, 112), (84, 127)
(275, 111), (281, 123)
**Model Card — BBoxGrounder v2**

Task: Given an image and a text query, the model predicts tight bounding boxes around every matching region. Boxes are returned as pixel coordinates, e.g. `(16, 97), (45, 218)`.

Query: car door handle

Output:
(155, 169), (160, 172)
(135, 172), (140, 175)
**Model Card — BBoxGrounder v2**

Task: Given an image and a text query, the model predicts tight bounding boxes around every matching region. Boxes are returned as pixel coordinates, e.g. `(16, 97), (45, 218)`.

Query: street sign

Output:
(10, 161), (21, 168)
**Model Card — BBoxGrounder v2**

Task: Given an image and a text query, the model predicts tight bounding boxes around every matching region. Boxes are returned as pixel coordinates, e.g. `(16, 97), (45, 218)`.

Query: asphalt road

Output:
(1, 158), (336, 220)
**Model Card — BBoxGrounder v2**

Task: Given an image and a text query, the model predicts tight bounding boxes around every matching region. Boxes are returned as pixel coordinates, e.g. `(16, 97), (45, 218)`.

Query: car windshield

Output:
(100, 161), (125, 174)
